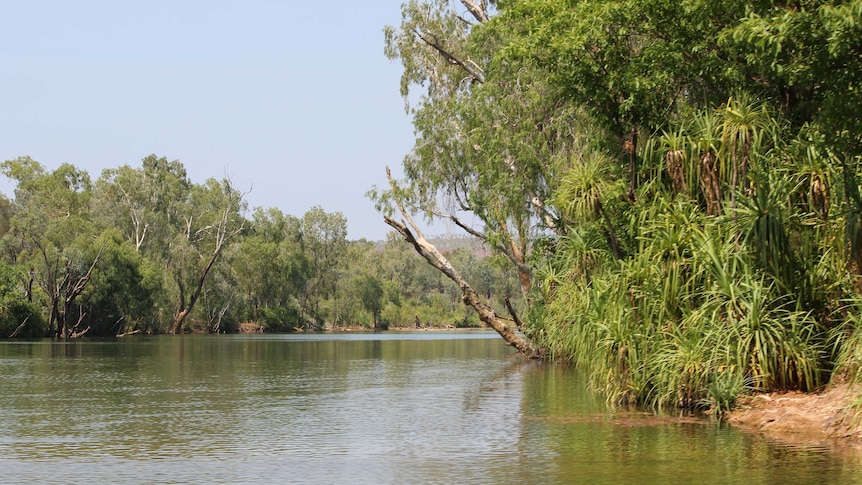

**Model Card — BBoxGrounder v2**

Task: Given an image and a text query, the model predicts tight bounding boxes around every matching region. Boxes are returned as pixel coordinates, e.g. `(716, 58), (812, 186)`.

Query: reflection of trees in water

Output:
(461, 355), (529, 414)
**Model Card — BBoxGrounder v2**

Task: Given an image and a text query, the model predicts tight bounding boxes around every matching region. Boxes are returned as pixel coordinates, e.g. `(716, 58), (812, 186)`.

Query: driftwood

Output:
(70, 325), (90, 338)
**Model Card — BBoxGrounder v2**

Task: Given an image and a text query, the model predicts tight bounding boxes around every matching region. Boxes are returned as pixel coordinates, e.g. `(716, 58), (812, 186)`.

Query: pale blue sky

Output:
(0, 0), (417, 240)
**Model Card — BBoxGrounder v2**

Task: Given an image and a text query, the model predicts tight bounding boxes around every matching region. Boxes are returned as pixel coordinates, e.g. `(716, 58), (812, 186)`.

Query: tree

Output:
(0, 158), (101, 338)
(487, 0), (862, 408)
(231, 208), (307, 329)
(354, 274), (385, 329)
(93, 155), (191, 254)
(78, 229), (162, 335)
(376, 0), (588, 355)
(168, 177), (247, 333)
(298, 206), (347, 328)
(0, 260), (44, 337)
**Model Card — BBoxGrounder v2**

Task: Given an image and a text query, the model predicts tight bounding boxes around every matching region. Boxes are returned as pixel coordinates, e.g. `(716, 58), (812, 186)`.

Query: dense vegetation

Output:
(0, 155), (520, 338)
(379, 0), (862, 410)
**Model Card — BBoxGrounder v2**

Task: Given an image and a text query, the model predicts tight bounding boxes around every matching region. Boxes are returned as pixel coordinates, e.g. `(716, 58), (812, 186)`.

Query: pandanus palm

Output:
(689, 111), (723, 216)
(657, 128), (691, 197)
(554, 153), (624, 260)
(719, 97), (777, 210)
(735, 171), (796, 291)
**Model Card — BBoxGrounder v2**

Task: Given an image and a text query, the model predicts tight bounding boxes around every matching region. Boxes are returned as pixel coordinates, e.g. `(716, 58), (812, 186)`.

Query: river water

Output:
(0, 332), (860, 484)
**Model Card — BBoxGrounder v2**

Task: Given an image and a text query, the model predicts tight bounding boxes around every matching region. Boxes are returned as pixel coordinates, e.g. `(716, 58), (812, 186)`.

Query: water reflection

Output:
(0, 333), (860, 484)
(515, 362), (862, 484)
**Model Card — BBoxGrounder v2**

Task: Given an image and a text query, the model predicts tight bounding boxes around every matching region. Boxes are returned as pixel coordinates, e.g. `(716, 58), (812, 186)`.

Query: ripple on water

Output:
(2, 336), (862, 484)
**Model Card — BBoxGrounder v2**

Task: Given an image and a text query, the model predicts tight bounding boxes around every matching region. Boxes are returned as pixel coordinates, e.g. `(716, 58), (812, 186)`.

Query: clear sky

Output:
(0, 0), (417, 241)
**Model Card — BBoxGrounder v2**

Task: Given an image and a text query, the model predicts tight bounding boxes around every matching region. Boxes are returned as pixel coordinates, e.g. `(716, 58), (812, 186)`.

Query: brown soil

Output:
(728, 384), (862, 448)
(238, 322), (264, 333)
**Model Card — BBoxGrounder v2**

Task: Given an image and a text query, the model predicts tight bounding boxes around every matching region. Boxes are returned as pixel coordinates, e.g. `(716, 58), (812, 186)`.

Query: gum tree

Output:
(375, 0), (588, 355)
(0, 158), (102, 338)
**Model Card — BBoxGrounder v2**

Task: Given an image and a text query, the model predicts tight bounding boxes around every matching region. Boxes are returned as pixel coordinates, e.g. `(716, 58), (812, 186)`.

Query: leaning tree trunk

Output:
(170, 250), (218, 334)
(383, 169), (541, 357)
(169, 180), (246, 334)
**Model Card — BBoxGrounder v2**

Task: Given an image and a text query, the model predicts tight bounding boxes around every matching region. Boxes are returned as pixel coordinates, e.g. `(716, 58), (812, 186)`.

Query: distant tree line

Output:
(0, 154), (519, 338)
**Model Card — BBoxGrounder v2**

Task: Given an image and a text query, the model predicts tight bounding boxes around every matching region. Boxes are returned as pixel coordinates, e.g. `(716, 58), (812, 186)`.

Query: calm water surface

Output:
(1, 332), (860, 484)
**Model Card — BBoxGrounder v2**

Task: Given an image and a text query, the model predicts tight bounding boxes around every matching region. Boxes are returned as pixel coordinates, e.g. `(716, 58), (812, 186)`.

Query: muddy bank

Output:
(728, 384), (862, 448)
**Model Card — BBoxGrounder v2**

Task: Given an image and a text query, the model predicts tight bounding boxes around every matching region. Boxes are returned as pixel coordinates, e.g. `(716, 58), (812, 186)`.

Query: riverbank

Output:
(728, 384), (862, 448)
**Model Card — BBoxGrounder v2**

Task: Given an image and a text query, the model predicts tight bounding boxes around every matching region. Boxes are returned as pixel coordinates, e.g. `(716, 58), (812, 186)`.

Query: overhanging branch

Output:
(412, 28), (485, 84)
(384, 167), (539, 357)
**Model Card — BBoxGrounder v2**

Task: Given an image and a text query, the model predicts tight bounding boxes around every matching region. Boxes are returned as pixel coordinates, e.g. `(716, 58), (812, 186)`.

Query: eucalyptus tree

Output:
(0, 260), (43, 337)
(78, 229), (160, 335)
(93, 155), (192, 254)
(231, 207), (308, 329)
(94, 155), (247, 333)
(354, 273), (385, 329)
(0, 158), (101, 337)
(376, 0), (592, 355)
(299, 206), (347, 327)
(168, 177), (247, 333)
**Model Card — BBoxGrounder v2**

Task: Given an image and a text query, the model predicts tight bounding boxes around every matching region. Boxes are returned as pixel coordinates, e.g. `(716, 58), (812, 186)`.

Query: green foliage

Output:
(354, 274), (385, 329)
(81, 229), (161, 335)
(0, 261), (44, 337)
(529, 104), (860, 409)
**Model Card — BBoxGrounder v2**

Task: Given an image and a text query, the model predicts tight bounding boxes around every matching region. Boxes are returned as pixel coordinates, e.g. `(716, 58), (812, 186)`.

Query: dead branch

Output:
(411, 28), (485, 84)
(8, 317), (28, 338)
(504, 296), (523, 329)
(460, 0), (489, 23)
(66, 241), (107, 305)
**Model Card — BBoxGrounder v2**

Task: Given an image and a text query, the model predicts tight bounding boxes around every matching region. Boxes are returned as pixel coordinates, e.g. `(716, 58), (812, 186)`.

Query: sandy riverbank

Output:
(728, 384), (862, 448)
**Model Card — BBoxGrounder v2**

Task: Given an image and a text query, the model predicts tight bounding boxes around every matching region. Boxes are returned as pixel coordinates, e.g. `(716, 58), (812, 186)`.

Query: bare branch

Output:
(504, 296), (523, 329)
(531, 195), (560, 232)
(66, 241), (106, 304)
(8, 317), (28, 338)
(412, 28), (485, 84)
(460, 0), (489, 23)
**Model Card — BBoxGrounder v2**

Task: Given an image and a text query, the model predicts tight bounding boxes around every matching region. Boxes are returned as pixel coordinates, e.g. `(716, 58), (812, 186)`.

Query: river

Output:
(0, 332), (859, 484)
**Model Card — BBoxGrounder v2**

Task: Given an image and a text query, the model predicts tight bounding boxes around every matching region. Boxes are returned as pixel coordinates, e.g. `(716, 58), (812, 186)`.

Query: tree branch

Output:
(384, 167), (539, 357)
(531, 195), (560, 232)
(412, 28), (485, 84)
(460, 0), (489, 23)
(66, 241), (106, 304)
(504, 296), (523, 329)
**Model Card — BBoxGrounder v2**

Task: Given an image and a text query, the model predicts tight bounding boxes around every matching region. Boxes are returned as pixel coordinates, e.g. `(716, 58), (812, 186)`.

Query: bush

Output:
(258, 305), (303, 332)
(0, 299), (45, 338)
